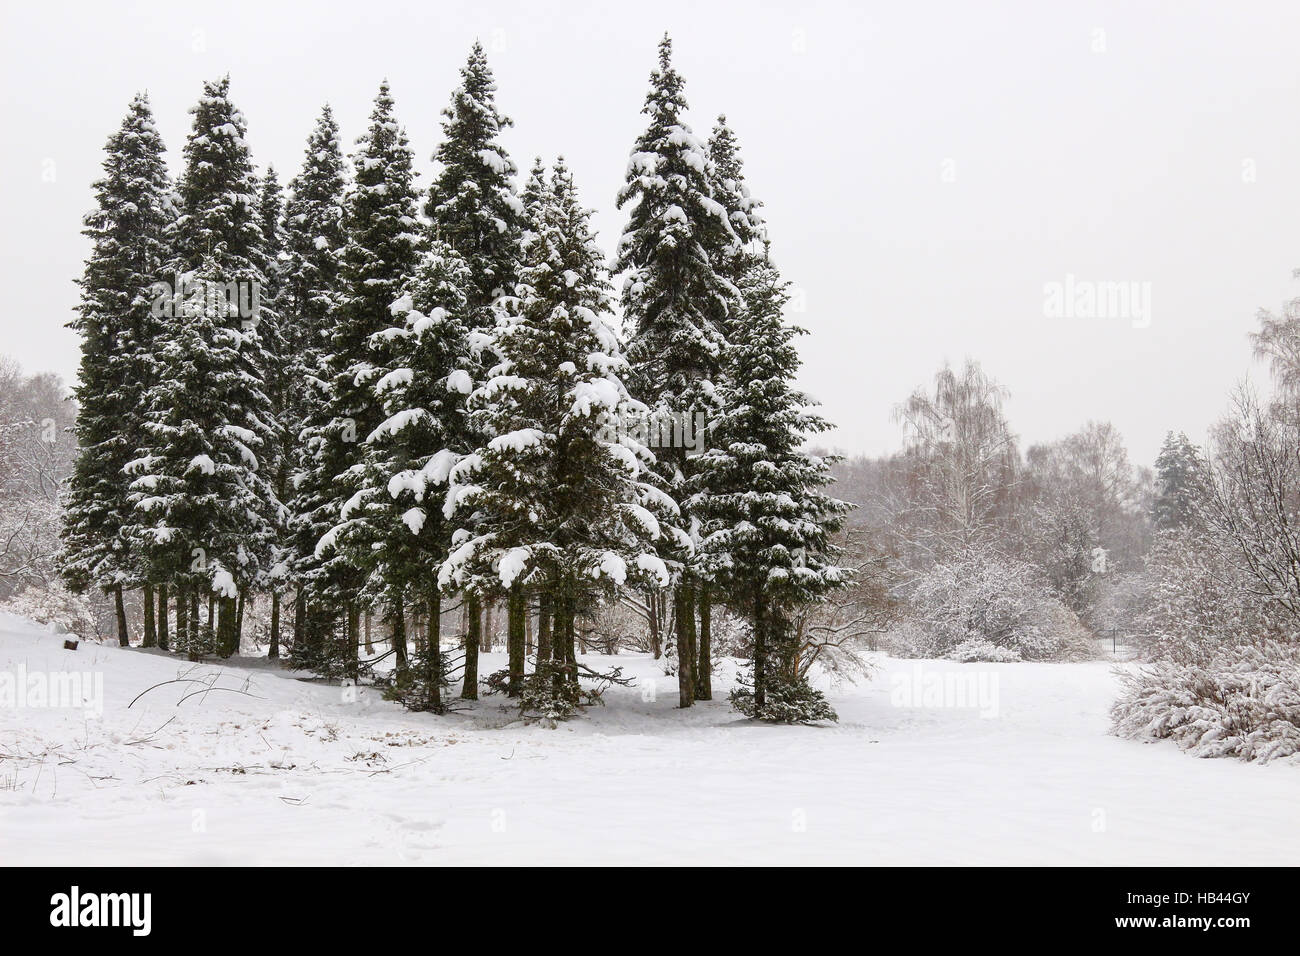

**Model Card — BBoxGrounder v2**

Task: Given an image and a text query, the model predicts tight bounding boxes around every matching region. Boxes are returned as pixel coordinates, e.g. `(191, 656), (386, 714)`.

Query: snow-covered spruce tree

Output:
(615, 34), (739, 707)
(279, 105), (349, 663)
(256, 164), (294, 656)
(682, 114), (767, 698)
(303, 81), (422, 678)
(442, 160), (674, 718)
(425, 42), (526, 697)
(705, 114), (764, 294)
(425, 41), (524, 320)
(61, 92), (174, 647)
(129, 76), (279, 658)
(1152, 431), (1201, 531)
(697, 244), (851, 723)
(320, 242), (476, 711)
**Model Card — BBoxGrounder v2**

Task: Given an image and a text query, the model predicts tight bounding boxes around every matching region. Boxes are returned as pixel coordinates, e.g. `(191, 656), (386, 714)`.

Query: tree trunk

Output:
(507, 587), (526, 697)
(427, 586), (442, 712)
(753, 594), (767, 712)
(364, 609), (374, 655)
(142, 584), (156, 648)
(482, 601), (494, 652)
(391, 590), (407, 668)
(268, 591), (281, 659)
(462, 593), (480, 699)
(175, 587), (188, 657)
(562, 583), (578, 689)
(194, 593), (204, 660)
(292, 590), (305, 653)
(674, 584), (694, 707)
(346, 602), (360, 681)
(217, 596), (238, 658)
(695, 586), (712, 700)
(113, 585), (129, 647)
(157, 583), (170, 652)
(647, 587), (662, 659)
(536, 588), (552, 685)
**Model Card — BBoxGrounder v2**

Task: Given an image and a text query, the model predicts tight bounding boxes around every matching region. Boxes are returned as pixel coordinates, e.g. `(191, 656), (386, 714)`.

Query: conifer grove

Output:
(59, 36), (850, 723)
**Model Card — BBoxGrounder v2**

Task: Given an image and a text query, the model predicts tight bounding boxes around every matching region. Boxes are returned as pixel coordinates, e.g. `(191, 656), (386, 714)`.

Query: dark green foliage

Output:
(62, 93), (174, 601)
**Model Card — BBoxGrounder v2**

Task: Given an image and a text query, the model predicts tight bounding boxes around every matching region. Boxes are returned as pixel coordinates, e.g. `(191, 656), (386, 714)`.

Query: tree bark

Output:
(525, 600), (535, 656)
(142, 584), (157, 648)
(461, 593), (480, 699)
(674, 584), (695, 707)
(536, 587), (552, 684)
(268, 591), (281, 659)
(292, 590), (305, 654)
(507, 587), (526, 697)
(647, 587), (662, 659)
(217, 596), (238, 658)
(391, 590), (407, 668)
(695, 586), (712, 700)
(113, 585), (129, 647)
(156, 583), (169, 651)
(562, 582), (578, 689)
(175, 587), (188, 657)
(426, 586), (442, 712)
(193, 593), (203, 660)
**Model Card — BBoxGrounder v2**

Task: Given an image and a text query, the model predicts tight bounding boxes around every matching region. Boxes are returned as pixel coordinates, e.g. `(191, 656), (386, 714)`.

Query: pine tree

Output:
(325, 243), (476, 709)
(280, 105), (349, 661)
(684, 113), (767, 698)
(615, 34), (739, 707)
(1153, 431), (1202, 531)
(425, 42), (526, 697)
(129, 76), (278, 658)
(61, 93), (174, 647)
(443, 160), (674, 716)
(425, 41), (525, 323)
(302, 81), (422, 677)
(706, 114), (764, 289)
(697, 244), (851, 723)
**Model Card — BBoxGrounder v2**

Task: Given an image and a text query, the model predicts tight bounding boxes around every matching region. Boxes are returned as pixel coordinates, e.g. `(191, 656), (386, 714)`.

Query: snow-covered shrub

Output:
(890, 552), (1085, 661)
(1111, 641), (1300, 762)
(945, 639), (1023, 663)
(729, 664), (837, 724)
(0, 583), (108, 641)
(1126, 529), (1286, 661)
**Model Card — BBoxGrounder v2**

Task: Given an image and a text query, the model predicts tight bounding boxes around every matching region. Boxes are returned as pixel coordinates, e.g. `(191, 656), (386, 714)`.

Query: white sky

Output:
(2, 0), (1297, 467)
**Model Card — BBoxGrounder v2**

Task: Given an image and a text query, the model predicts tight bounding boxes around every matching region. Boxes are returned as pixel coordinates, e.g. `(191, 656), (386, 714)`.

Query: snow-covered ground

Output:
(1, 612), (1296, 865)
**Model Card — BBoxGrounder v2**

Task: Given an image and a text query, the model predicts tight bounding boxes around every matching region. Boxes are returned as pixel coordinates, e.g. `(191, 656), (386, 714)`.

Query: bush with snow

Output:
(1121, 528), (1287, 662)
(0, 583), (108, 642)
(1111, 641), (1300, 763)
(889, 552), (1092, 661)
(729, 664), (837, 724)
(944, 639), (1023, 663)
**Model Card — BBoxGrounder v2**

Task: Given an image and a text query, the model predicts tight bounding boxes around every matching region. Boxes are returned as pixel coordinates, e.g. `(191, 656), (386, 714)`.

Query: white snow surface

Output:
(1, 613), (1296, 865)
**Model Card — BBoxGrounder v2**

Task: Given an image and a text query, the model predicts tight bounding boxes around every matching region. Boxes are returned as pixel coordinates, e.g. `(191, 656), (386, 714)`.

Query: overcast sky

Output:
(2, 0), (1297, 467)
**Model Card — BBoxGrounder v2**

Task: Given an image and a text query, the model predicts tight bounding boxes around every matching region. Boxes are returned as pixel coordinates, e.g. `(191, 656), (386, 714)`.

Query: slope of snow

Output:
(1, 613), (1296, 865)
